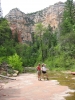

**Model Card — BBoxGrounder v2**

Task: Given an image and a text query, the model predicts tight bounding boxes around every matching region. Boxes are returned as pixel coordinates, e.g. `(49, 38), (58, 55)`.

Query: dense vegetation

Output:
(0, 0), (75, 73)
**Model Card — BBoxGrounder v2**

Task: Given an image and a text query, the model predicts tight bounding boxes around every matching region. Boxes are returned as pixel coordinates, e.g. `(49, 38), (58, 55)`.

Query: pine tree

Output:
(61, 0), (75, 34)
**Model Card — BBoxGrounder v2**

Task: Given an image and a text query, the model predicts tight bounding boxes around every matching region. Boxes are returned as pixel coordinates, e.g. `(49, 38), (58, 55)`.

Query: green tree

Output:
(0, 18), (16, 57)
(35, 23), (45, 61)
(61, 0), (75, 34)
(0, 18), (12, 45)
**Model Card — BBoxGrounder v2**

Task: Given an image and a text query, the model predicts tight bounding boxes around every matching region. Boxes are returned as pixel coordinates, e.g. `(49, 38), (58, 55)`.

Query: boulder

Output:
(12, 73), (17, 77)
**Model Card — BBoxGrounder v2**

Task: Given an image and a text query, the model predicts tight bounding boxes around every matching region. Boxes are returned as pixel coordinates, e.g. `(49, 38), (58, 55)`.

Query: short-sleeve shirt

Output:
(37, 66), (41, 71)
(41, 66), (46, 71)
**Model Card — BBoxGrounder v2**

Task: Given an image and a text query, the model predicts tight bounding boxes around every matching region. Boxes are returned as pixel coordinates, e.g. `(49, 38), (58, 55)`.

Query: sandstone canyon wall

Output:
(5, 2), (65, 43)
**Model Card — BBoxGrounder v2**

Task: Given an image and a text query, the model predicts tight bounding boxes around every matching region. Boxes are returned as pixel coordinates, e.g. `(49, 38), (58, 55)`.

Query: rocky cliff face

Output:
(5, 2), (65, 43)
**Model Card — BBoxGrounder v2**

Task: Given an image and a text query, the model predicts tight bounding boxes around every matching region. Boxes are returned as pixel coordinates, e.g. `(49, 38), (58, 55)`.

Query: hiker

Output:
(41, 63), (49, 80)
(36, 63), (41, 81)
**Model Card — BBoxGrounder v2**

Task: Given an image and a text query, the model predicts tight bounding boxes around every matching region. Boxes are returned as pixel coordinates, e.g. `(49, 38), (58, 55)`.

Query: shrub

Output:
(8, 53), (23, 73)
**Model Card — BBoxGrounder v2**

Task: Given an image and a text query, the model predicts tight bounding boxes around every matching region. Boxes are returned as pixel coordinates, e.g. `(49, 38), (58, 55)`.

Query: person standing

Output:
(36, 63), (41, 81)
(41, 63), (49, 80)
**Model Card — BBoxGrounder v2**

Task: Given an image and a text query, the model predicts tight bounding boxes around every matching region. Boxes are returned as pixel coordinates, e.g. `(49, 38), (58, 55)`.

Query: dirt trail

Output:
(0, 73), (70, 100)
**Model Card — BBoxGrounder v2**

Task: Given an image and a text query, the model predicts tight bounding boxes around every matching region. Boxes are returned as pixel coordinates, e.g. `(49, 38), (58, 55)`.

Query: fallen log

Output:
(0, 74), (16, 80)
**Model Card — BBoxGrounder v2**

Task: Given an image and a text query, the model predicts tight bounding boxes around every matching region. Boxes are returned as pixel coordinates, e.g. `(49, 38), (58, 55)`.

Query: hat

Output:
(42, 63), (44, 65)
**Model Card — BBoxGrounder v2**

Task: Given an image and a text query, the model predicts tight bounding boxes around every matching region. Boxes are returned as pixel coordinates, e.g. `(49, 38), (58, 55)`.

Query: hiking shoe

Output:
(39, 79), (41, 81)
(38, 78), (41, 81)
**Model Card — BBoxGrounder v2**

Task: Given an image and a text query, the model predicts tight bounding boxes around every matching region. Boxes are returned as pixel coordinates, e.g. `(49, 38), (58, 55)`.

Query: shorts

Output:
(37, 70), (41, 75)
(42, 71), (46, 74)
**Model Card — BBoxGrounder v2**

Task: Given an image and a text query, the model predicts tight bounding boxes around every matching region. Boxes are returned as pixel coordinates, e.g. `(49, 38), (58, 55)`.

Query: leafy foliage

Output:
(0, 18), (12, 45)
(61, 0), (75, 34)
(8, 53), (23, 72)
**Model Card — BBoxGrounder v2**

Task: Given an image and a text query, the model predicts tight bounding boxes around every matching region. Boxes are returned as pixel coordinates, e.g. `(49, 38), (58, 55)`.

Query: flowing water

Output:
(48, 71), (75, 100)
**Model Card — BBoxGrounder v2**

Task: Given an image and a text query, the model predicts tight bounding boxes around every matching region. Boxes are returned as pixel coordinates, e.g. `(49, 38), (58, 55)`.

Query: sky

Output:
(1, 0), (67, 17)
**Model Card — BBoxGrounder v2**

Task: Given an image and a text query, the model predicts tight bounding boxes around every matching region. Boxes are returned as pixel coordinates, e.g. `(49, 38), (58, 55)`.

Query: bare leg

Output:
(38, 72), (41, 81)
(45, 73), (49, 80)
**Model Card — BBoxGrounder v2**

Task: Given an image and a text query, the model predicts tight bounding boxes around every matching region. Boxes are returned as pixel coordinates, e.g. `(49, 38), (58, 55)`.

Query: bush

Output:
(0, 57), (7, 64)
(8, 53), (23, 73)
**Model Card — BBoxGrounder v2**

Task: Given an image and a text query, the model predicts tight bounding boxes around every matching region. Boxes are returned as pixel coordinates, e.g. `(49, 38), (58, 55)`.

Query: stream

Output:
(48, 71), (75, 100)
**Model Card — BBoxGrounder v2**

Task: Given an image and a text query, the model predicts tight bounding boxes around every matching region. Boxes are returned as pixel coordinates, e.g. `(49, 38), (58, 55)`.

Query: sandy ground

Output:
(0, 73), (72, 100)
